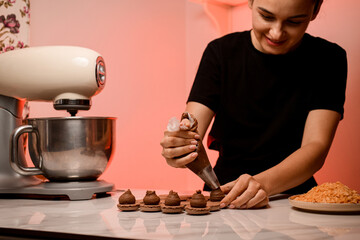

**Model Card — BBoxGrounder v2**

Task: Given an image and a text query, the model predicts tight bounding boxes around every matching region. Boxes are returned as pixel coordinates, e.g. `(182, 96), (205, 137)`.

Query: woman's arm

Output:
(220, 109), (341, 208)
(257, 109), (341, 195)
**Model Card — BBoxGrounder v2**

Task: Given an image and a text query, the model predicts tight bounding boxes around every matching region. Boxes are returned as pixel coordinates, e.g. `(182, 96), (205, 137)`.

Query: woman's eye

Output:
(260, 14), (274, 21)
(287, 20), (303, 25)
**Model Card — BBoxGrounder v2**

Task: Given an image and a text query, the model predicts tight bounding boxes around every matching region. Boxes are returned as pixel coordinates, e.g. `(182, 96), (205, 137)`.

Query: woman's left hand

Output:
(220, 174), (269, 209)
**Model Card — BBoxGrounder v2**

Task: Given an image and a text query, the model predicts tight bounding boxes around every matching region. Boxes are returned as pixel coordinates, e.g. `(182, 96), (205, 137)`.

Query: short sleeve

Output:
(187, 41), (222, 113)
(307, 43), (347, 119)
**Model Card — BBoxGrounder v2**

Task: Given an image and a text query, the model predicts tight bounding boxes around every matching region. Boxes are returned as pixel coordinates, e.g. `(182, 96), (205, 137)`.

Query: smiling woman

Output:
(160, 0), (348, 209)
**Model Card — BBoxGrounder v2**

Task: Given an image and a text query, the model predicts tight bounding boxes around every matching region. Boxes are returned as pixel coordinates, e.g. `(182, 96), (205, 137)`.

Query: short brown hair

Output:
(249, 0), (323, 15)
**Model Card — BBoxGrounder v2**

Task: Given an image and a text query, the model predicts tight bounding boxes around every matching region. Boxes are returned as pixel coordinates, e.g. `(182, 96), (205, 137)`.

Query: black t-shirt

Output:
(188, 31), (347, 194)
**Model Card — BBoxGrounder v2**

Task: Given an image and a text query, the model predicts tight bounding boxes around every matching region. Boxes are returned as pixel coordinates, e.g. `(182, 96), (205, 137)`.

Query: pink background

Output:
(29, 0), (359, 192)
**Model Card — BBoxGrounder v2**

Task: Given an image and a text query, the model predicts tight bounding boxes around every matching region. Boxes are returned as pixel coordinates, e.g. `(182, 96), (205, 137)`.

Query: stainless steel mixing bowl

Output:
(10, 117), (116, 181)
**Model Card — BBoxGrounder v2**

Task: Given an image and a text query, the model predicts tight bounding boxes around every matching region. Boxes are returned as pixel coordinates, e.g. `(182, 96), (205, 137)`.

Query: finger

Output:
(162, 144), (198, 159)
(165, 152), (198, 168)
(164, 130), (200, 140)
(241, 189), (268, 209)
(252, 196), (269, 209)
(246, 189), (269, 208)
(230, 180), (262, 208)
(160, 136), (198, 148)
(220, 180), (237, 194)
(219, 181), (236, 209)
(220, 174), (251, 207)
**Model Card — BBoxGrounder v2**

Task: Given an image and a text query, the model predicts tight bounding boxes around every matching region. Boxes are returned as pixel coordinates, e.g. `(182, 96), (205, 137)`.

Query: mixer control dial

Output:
(96, 56), (106, 87)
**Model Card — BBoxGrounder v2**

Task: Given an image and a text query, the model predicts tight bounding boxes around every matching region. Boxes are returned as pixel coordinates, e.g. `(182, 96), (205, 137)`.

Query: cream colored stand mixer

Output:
(0, 46), (115, 200)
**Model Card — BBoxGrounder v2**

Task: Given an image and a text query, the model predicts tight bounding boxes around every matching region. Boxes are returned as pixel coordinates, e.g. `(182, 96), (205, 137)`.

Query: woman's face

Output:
(249, 0), (318, 55)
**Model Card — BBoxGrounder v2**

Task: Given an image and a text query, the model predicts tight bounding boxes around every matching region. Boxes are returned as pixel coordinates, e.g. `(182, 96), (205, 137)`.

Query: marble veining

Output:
(0, 189), (359, 239)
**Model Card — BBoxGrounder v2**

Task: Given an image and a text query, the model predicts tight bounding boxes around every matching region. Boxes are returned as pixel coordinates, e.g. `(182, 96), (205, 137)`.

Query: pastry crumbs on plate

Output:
(294, 181), (360, 203)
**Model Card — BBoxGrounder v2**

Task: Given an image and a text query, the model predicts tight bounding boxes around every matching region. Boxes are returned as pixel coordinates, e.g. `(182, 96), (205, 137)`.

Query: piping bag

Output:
(167, 112), (221, 190)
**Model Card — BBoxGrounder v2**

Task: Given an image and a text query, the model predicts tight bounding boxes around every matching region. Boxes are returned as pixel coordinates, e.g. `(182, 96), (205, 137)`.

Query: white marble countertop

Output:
(0, 189), (359, 239)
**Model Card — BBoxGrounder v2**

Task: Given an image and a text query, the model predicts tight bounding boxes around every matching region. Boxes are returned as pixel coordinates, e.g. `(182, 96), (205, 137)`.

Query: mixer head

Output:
(53, 56), (106, 116)
(0, 46), (106, 115)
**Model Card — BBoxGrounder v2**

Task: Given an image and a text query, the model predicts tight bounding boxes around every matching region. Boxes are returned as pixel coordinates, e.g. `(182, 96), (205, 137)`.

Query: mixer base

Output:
(0, 180), (114, 200)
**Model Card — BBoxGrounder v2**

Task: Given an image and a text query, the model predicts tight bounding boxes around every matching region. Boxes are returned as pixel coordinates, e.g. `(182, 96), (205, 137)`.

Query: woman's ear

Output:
(248, 0), (253, 9)
(311, 0), (323, 20)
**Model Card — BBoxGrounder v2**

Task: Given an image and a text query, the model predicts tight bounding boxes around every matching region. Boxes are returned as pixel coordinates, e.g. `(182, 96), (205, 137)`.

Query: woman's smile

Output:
(265, 36), (287, 47)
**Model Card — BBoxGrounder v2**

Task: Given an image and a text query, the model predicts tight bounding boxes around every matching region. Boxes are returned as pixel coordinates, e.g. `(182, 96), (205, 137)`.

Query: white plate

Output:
(289, 195), (360, 213)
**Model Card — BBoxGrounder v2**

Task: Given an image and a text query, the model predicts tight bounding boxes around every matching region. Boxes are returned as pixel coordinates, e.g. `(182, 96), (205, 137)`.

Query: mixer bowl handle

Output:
(10, 125), (43, 176)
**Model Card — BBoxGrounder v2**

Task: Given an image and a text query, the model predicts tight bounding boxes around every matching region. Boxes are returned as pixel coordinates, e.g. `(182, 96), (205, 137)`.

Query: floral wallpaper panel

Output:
(0, 0), (30, 53)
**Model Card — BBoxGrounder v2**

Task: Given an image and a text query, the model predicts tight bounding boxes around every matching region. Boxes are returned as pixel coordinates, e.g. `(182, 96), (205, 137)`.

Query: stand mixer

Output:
(0, 46), (115, 200)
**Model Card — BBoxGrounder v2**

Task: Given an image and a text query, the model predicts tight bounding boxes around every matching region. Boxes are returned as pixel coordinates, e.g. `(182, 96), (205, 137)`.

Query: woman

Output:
(160, 0), (347, 209)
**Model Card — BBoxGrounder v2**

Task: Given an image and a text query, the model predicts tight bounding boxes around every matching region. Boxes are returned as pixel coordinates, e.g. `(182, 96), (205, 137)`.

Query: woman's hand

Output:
(160, 126), (200, 168)
(161, 102), (214, 168)
(220, 174), (269, 209)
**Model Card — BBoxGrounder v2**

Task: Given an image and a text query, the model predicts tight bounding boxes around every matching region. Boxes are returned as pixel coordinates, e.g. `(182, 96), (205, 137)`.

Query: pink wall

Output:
(307, 0), (360, 192)
(29, 0), (359, 192)
(30, 0), (190, 191)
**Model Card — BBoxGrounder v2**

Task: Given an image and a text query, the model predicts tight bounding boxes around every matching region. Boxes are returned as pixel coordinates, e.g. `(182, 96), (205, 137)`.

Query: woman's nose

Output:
(269, 22), (284, 40)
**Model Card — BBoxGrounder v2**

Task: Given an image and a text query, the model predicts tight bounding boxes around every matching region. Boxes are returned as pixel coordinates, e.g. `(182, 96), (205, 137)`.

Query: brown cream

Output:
(165, 190), (181, 206)
(210, 187), (225, 202)
(190, 190), (207, 208)
(143, 190), (160, 205)
(180, 112), (198, 132)
(118, 189), (136, 204)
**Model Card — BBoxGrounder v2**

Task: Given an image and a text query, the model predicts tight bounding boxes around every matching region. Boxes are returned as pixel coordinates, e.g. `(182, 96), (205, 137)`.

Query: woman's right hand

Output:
(161, 101), (215, 168)
(160, 128), (200, 168)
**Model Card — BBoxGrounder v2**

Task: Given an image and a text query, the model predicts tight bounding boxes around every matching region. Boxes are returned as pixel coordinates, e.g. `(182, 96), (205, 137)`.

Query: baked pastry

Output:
(207, 187), (225, 211)
(161, 190), (183, 213)
(185, 190), (210, 215)
(210, 187), (225, 202)
(117, 189), (139, 211)
(140, 190), (161, 212)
